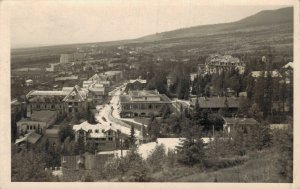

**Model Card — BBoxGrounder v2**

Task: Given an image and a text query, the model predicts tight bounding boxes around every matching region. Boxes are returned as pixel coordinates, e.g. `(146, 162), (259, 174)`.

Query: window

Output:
(68, 102), (72, 106)
(30, 126), (32, 130)
(74, 102), (78, 106)
(34, 125), (36, 130)
(51, 105), (55, 109)
(107, 131), (111, 135)
(108, 137), (113, 141)
(68, 108), (72, 113)
(27, 125), (29, 130)
(148, 104), (152, 109)
(95, 129), (99, 133)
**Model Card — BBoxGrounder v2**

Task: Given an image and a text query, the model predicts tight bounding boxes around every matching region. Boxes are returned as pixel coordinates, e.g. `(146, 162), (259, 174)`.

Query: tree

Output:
(87, 109), (97, 124)
(129, 125), (137, 148)
(11, 149), (55, 181)
(161, 104), (171, 119)
(224, 97), (230, 116)
(263, 71), (273, 117)
(59, 125), (75, 143)
(176, 138), (206, 166)
(246, 76), (255, 100)
(146, 144), (167, 172)
(275, 126), (293, 182)
(147, 117), (160, 141)
(86, 140), (97, 154)
(75, 131), (85, 155)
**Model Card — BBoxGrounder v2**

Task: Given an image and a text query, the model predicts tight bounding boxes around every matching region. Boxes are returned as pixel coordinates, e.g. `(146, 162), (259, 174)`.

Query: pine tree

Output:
(147, 117), (160, 141)
(263, 71), (273, 118)
(129, 125), (137, 148)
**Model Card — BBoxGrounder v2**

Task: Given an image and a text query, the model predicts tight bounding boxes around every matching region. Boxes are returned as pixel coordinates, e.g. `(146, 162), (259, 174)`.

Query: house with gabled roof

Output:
(26, 85), (88, 119)
(73, 121), (122, 151)
(125, 77), (147, 92)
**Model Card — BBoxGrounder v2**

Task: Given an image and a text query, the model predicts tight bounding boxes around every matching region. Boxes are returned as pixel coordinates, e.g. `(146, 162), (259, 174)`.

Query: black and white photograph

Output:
(0, 0), (299, 187)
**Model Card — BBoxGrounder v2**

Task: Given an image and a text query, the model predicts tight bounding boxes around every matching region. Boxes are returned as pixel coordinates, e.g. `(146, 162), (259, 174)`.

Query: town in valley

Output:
(10, 5), (294, 182)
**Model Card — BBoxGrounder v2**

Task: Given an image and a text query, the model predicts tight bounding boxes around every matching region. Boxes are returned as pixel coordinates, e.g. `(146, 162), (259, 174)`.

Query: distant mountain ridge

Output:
(136, 7), (293, 43)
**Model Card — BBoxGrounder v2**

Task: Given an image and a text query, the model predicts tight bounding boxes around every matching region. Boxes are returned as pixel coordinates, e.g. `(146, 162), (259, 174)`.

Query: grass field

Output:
(149, 149), (288, 182)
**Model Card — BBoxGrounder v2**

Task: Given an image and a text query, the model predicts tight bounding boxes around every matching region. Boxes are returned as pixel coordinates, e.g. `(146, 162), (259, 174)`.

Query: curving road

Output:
(95, 83), (141, 138)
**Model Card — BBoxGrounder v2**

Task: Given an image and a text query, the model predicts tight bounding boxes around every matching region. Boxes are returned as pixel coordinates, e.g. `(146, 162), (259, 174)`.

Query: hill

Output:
(11, 7), (294, 68)
(137, 7), (293, 42)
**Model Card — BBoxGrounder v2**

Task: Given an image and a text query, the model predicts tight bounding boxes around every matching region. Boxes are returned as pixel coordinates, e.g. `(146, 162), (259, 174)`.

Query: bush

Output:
(103, 150), (150, 181)
(204, 156), (249, 170)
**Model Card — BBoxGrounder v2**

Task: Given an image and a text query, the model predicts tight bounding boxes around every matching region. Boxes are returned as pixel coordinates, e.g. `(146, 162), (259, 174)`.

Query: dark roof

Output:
(119, 94), (172, 103)
(119, 95), (131, 103)
(31, 110), (57, 122)
(191, 97), (239, 109)
(223, 117), (258, 125)
(15, 132), (42, 145)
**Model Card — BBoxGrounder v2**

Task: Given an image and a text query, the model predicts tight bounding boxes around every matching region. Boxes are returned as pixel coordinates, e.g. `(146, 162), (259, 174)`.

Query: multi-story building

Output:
(205, 54), (246, 74)
(125, 78), (147, 92)
(190, 97), (240, 115)
(119, 90), (172, 118)
(60, 54), (74, 63)
(73, 121), (122, 151)
(60, 53), (85, 63)
(26, 85), (88, 118)
(82, 74), (109, 106)
(104, 71), (123, 82)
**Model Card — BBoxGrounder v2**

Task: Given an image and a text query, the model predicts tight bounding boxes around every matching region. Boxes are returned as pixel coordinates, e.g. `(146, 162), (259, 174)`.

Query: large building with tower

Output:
(205, 54), (246, 74)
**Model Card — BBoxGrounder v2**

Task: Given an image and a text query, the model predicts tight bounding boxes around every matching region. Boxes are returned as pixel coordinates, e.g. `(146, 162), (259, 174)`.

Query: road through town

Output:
(95, 82), (141, 138)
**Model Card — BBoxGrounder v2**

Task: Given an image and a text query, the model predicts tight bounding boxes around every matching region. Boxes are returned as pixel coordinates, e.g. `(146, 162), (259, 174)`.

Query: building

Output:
(166, 73), (177, 91)
(190, 73), (198, 82)
(87, 83), (106, 105)
(82, 74), (109, 105)
(73, 121), (122, 151)
(197, 64), (206, 75)
(54, 75), (78, 82)
(60, 54), (74, 63)
(119, 90), (172, 118)
(17, 110), (57, 135)
(45, 125), (61, 147)
(26, 85), (88, 118)
(125, 78), (147, 92)
(25, 79), (33, 86)
(104, 71), (123, 82)
(250, 71), (282, 78)
(282, 62), (293, 70)
(205, 54), (246, 74)
(190, 97), (240, 115)
(223, 117), (258, 135)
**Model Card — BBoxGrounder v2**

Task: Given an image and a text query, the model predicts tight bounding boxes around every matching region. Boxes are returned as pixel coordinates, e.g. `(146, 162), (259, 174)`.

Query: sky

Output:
(7, 0), (291, 48)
